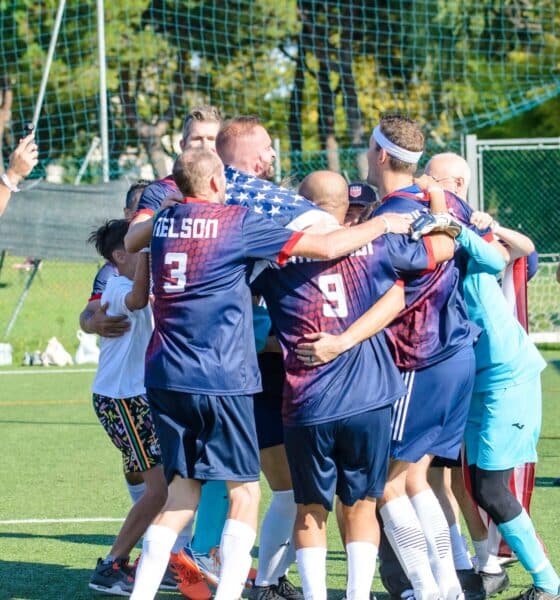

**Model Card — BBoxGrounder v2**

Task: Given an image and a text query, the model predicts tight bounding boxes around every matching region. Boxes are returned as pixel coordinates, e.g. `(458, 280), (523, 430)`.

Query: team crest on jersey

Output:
(349, 185), (362, 198)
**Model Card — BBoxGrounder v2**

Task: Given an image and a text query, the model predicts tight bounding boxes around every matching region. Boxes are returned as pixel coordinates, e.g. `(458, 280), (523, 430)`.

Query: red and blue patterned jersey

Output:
(254, 238), (407, 427)
(135, 168), (328, 231)
(88, 261), (118, 301)
(145, 198), (302, 394)
(135, 175), (178, 217)
(373, 184), (479, 370)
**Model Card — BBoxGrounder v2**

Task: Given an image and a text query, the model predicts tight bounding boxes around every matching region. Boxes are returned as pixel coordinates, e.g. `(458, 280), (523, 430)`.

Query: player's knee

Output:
(229, 481), (261, 512)
(296, 503), (328, 530)
(472, 469), (521, 524)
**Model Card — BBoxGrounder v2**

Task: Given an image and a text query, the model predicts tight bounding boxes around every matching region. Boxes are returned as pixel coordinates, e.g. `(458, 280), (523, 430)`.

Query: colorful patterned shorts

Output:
(92, 393), (162, 473)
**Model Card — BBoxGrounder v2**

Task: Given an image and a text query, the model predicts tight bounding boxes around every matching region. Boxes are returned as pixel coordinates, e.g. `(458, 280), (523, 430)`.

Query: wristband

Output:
(381, 216), (391, 234)
(1, 173), (20, 193)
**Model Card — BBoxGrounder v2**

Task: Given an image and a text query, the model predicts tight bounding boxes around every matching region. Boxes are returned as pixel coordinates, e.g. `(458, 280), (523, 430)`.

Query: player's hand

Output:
(470, 210), (494, 230)
(379, 212), (414, 235)
(413, 174), (436, 191)
(6, 132), (39, 184)
(160, 196), (181, 210)
(89, 302), (131, 337)
(295, 332), (346, 367)
(410, 212), (462, 241)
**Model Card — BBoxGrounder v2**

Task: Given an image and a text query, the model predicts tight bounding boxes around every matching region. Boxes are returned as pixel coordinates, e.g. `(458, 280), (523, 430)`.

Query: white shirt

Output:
(92, 275), (153, 398)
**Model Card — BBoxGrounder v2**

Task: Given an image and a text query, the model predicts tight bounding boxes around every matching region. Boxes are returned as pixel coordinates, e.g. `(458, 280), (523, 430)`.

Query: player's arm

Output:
(125, 252), (150, 311)
(0, 132), (39, 217)
(289, 213), (412, 260)
(125, 218), (153, 252)
(476, 216), (535, 262)
(295, 283), (405, 366)
(79, 300), (131, 337)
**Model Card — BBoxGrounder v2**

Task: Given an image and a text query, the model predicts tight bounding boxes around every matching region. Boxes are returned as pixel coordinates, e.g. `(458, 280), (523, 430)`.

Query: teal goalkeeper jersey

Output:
(456, 227), (546, 392)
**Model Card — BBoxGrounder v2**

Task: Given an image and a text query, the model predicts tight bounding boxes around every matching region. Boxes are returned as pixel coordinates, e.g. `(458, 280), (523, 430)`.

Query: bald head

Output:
(299, 171), (349, 225)
(173, 148), (226, 202)
(425, 152), (471, 200)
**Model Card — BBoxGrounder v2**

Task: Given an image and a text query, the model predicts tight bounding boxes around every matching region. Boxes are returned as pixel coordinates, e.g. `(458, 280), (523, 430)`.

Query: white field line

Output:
(0, 368), (96, 376)
(0, 517), (124, 525)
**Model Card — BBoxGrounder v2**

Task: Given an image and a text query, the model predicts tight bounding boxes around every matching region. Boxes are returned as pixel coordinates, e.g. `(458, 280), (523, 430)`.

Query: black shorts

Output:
(284, 405), (392, 511)
(147, 388), (260, 483)
(254, 352), (285, 450)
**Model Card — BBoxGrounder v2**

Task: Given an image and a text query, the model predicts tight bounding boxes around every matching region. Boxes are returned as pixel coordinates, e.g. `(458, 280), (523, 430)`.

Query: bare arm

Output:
(79, 299), (131, 337)
(125, 252), (150, 311)
(295, 284), (405, 366)
(0, 133), (39, 217)
(491, 223), (534, 262)
(290, 213), (412, 260)
(125, 218), (153, 252)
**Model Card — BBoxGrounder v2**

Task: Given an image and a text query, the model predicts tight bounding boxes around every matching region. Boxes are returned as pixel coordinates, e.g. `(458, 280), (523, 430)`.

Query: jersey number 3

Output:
(318, 273), (348, 318)
(164, 252), (187, 292)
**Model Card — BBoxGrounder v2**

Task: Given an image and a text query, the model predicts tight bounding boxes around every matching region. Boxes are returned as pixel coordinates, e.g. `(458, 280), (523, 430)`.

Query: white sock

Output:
(380, 496), (440, 600)
(472, 539), (502, 574)
(255, 490), (297, 586)
(215, 519), (256, 600)
(449, 523), (473, 570)
(171, 519), (194, 553)
(296, 547), (327, 600)
(411, 489), (462, 600)
(127, 481), (146, 505)
(346, 542), (378, 600)
(130, 525), (178, 600)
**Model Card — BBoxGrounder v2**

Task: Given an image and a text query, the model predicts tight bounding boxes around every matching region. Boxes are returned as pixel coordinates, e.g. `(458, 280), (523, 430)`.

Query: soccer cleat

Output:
(169, 550), (212, 600)
(457, 568), (486, 600)
(275, 575), (304, 600)
(184, 545), (257, 589)
(89, 557), (134, 596)
(511, 586), (560, 600)
(480, 568), (510, 597)
(249, 584), (285, 600)
(159, 562), (179, 590)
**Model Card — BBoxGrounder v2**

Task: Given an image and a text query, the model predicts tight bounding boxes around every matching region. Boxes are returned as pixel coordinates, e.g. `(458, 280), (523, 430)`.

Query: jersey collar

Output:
(381, 183), (426, 204)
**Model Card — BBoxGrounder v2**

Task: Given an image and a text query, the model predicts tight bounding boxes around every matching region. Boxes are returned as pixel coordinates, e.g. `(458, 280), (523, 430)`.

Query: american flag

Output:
(224, 166), (324, 229)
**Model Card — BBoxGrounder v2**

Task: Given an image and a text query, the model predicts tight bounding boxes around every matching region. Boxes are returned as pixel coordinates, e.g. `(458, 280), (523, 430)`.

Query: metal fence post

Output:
(465, 134), (481, 210)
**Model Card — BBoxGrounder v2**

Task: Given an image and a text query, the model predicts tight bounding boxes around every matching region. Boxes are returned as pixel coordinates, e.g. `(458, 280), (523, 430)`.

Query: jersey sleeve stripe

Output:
(134, 207), (156, 219)
(422, 235), (437, 271)
(277, 232), (305, 266)
(88, 292), (102, 302)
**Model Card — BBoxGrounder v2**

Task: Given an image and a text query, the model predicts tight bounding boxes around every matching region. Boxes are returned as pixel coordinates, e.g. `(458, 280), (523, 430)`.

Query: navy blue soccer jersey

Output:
(145, 199), (302, 395)
(89, 261), (118, 301)
(255, 238), (406, 427)
(135, 175), (178, 218)
(373, 184), (478, 370)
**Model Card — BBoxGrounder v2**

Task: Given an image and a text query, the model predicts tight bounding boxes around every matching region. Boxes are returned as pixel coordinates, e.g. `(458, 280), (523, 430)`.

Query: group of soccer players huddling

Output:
(80, 107), (559, 600)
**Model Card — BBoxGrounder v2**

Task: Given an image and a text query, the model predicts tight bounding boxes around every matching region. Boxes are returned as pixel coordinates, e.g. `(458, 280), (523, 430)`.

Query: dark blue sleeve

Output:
(370, 239), (401, 298)
(447, 193), (492, 238)
(241, 210), (303, 265)
(136, 178), (177, 214)
(527, 251), (539, 280)
(89, 262), (117, 300)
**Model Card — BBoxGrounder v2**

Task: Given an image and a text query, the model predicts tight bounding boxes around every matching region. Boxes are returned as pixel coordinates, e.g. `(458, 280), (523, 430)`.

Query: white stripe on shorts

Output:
(391, 370), (415, 442)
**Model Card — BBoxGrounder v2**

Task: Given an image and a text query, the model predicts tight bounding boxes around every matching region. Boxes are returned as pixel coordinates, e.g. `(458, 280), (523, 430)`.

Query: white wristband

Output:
(381, 216), (391, 234)
(1, 173), (20, 193)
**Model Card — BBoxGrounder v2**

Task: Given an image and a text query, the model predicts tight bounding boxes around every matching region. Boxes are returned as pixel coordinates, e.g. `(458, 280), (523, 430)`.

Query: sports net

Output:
(1, 1), (559, 181)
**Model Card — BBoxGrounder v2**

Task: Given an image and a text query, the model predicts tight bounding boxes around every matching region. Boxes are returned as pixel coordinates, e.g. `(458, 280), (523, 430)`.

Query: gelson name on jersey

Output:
(153, 217), (219, 239)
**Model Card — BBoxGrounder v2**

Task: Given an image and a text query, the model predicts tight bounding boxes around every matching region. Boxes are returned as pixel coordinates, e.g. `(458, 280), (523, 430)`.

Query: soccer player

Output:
(345, 182), (378, 226)
(296, 115), (481, 600)
(126, 148), (411, 600)
(254, 170), (408, 600)
(0, 129), (38, 217)
(88, 219), (166, 596)
(421, 157), (560, 600)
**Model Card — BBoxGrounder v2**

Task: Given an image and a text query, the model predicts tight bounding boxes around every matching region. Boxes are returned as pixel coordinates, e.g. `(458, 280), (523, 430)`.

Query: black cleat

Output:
(276, 576), (304, 600)
(89, 557), (134, 596)
(480, 568), (510, 597)
(249, 584), (285, 600)
(457, 568), (485, 600)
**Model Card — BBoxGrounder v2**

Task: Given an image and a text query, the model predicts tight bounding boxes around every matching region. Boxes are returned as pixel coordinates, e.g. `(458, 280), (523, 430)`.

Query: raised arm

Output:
(289, 213), (412, 260)
(295, 283), (405, 366)
(0, 132), (39, 217)
(125, 219), (153, 252)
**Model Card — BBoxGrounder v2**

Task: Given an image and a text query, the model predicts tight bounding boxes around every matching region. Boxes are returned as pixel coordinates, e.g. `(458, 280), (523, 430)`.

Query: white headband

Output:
(371, 125), (423, 164)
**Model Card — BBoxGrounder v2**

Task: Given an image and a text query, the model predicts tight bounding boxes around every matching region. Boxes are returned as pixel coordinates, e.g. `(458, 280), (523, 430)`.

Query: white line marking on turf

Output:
(0, 368), (96, 376)
(0, 517), (124, 525)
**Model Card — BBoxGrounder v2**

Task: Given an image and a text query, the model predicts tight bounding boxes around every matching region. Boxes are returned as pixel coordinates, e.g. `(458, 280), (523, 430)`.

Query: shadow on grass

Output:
(0, 420), (98, 426)
(0, 531), (116, 547)
(535, 477), (560, 487)
(0, 559), (182, 599)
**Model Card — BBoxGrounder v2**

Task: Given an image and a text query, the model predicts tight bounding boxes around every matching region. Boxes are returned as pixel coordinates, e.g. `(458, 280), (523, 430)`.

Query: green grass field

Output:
(0, 354), (559, 600)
